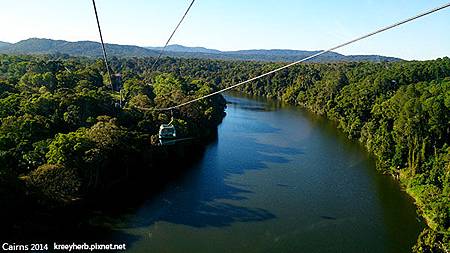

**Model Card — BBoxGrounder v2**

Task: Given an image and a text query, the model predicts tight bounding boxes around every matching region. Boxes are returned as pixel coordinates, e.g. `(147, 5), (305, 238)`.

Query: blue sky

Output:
(1, 0), (449, 60)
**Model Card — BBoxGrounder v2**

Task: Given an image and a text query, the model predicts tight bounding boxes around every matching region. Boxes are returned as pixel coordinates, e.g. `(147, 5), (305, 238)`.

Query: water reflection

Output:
(95, 94), (421, 253)
(106, 111), (305, 231)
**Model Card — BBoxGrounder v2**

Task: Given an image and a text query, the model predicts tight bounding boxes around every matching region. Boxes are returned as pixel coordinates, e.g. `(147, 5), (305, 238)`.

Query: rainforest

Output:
(0, 54), (449, 252)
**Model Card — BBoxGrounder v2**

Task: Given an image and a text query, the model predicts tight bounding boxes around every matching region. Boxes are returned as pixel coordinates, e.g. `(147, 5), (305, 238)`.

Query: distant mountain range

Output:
(148, 44), (222, 54)
(0, 41), (12, 48)
(0, 38), (402, 63)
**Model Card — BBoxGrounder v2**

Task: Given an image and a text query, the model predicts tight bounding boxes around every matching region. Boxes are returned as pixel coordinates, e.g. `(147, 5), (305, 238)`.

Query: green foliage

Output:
(2, 53), (447, 250)
(87, 117), (126, 150)
(46, 128), (93, 167)
(144, 56), (449, 252)
(129, 94), (152, 108)
(413, 228), (450, 253)
(25, 164), (81, 203)
(153, 73), (183, 96)
(0, 54), (226, 205)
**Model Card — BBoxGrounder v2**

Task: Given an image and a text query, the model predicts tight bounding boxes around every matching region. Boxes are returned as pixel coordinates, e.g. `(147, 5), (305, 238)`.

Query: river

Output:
(96, 94), (423, 253)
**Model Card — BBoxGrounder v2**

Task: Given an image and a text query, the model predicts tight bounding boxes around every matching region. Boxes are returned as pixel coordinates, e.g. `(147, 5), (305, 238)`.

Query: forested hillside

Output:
(0, 54), (226, 209)
(1, 54), (448, 251)
(0, 38), (401, 63)
(0, 42), (11, 48)
(142, 56), (449, 252)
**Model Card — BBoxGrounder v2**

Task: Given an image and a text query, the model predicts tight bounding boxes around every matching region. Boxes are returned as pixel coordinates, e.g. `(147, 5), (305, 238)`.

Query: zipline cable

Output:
(154, 2), (450, 111)
(92, 0), (114, 90)
(151, 0), (196, 71)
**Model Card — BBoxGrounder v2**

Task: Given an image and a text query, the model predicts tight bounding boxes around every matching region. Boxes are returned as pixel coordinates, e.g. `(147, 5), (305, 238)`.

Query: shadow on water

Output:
(1, 92), (422, 253)
(107, 140), (301, 230)
(83, 95), (306, 247)
(0, 93), (302, 249)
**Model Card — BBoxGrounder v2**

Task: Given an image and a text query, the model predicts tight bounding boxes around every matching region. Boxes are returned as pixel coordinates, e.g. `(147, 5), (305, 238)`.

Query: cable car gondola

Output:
(158, 124), (177, 139)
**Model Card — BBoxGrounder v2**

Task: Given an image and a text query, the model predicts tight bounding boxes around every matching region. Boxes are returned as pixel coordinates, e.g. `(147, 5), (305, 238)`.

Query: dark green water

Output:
(103, 94), (422, 253)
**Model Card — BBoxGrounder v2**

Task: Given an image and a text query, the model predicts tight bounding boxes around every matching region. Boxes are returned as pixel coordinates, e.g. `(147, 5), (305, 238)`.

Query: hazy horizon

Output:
(0, 37), (406, 57)
(1, 0), (450, 60)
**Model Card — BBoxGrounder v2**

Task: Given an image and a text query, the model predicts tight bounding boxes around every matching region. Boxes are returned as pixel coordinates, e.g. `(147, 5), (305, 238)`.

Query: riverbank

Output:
(0, 55), (227, 241)
(0, 93), (424, 252)
(192, 58), (447, 252)
(232, 66), (449, 252)
(75, 94), (421, 253)
(249, 87), (448, 251)
(1, 129), (222, 240)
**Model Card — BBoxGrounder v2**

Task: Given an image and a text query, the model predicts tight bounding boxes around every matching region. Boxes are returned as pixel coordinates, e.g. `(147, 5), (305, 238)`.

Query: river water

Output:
(101, 94), (422, 253)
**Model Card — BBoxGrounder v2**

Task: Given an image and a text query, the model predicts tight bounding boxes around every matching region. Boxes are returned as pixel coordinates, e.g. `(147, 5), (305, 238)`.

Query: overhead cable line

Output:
(92, 0), (114, 90)
(153, 2), (450, 111)
(150, 0), (196, 71)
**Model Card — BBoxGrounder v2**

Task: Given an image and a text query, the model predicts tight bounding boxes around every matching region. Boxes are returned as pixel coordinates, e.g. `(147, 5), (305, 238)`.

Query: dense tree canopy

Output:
(1, 53), (448, 252)
(147, 56), (449, 252)
(0, 54), (226, 205)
